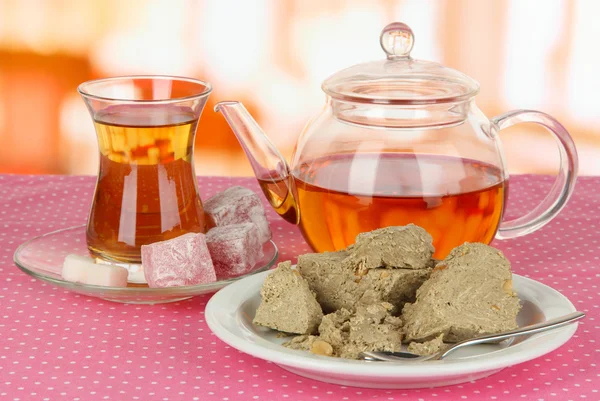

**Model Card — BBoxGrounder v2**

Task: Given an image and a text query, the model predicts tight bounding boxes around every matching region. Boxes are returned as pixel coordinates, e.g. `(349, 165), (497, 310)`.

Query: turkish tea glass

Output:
(78, 76), (211, 263)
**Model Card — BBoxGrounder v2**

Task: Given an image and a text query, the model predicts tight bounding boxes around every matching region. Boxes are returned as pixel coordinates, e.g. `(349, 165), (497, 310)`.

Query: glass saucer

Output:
(13, 225), (279, 304)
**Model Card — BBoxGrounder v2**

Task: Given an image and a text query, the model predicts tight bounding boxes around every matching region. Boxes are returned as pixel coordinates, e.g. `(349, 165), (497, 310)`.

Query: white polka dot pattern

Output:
(0, 174), (597, 400)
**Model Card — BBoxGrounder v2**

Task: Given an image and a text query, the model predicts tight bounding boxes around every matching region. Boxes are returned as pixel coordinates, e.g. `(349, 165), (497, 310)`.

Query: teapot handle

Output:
(492, 110), (578, 240)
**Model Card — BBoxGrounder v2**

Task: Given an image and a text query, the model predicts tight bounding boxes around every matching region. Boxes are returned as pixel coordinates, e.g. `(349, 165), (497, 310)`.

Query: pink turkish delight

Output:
(204, 186), (272, 244)
(141, 233), (216, 288)
(206, 223), (265, 279)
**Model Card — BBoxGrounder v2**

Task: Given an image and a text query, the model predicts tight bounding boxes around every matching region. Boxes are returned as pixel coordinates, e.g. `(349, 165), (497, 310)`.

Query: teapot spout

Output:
(214, 101), (298, 224)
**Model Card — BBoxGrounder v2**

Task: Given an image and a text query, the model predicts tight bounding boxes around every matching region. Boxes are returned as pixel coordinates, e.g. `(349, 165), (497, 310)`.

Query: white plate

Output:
(206, 269), (578, 389)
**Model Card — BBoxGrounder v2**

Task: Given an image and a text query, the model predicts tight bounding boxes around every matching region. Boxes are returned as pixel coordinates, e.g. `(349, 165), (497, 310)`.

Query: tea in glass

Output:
(79, 77), (211, 263)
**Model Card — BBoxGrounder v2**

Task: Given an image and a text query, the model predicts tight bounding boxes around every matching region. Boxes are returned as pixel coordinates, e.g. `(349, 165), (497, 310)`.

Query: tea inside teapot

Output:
(261, 152), (505, 258)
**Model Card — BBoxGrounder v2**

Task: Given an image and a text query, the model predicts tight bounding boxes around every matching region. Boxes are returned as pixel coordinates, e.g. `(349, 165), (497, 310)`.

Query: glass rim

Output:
(77, 75), (213, 104)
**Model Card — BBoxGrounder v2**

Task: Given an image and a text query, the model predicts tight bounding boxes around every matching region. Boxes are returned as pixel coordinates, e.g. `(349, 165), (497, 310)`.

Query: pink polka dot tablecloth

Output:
(0, 174), (598, 401)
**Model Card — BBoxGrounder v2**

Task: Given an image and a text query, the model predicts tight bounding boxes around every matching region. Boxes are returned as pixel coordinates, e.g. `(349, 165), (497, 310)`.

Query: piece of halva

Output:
(253, 261), (323, 334)
(318, 303), (403, 359)
(402, 243), (521, 343)
(407, 334), (446, 356)
(282, 335), (318, 351)
(297, 251), (358, 312)
(282, 335), (334, 356)
(357, 267), (431, 314)
(298, 250), (430, 314)
(343, 225), (434, 274)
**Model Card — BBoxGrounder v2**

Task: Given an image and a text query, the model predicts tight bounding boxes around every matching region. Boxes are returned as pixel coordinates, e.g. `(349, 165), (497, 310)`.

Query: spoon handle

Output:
(439, 311), (585, 359)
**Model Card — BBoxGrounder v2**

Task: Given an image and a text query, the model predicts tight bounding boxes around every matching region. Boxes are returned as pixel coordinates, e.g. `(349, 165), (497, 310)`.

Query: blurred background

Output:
(0, 0), (598, 176)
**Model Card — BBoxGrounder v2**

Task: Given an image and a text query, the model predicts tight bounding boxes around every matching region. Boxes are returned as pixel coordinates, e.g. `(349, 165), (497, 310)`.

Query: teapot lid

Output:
(322, 22), (479, 105)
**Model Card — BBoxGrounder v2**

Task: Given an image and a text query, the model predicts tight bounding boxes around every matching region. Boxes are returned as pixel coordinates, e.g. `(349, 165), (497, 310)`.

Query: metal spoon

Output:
(360, 311), (585, 362)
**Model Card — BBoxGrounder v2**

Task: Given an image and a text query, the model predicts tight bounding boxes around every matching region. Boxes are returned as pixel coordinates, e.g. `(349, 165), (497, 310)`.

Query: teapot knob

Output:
(380, 22), (414, 59)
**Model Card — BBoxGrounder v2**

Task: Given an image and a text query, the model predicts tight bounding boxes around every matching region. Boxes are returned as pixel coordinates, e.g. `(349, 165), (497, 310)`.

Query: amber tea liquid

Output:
(87, 105), (206, 263)
(272, 153), (506, 259)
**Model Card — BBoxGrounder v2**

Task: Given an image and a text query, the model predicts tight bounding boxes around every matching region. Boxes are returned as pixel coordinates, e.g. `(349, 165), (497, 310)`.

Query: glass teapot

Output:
(215, 22), (578, 258)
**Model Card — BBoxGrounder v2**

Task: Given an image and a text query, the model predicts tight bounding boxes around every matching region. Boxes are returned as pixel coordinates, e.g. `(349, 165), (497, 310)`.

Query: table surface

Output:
(0, 174), (598, 401)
